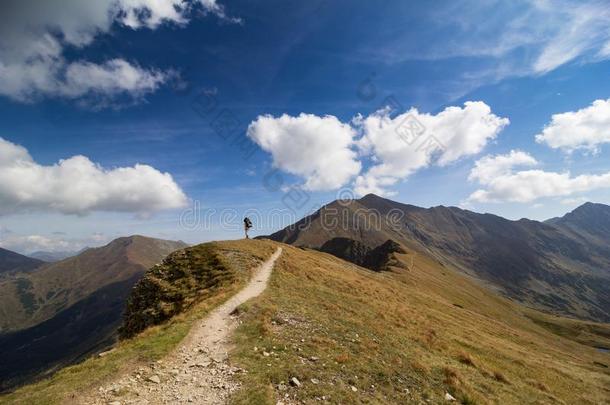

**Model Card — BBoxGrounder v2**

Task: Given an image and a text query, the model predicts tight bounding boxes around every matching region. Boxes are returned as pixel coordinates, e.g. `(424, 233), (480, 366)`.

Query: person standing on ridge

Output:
(244, 217), (253, 239)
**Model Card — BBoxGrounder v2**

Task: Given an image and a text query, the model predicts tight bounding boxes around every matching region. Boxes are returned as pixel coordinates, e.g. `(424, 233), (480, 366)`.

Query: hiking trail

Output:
(87, 247), (283, 405)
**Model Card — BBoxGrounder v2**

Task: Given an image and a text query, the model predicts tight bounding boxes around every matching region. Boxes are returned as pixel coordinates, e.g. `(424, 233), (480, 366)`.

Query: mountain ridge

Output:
(264, 194), (610, 322)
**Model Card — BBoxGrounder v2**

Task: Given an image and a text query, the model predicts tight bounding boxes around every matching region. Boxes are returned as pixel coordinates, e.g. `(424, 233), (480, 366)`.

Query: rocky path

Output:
(89, 247), (283, 405)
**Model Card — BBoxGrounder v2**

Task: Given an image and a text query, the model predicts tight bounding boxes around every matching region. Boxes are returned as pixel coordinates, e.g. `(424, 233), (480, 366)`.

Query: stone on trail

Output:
(290, 377), (301, 387)
(147, 375), (161, 384)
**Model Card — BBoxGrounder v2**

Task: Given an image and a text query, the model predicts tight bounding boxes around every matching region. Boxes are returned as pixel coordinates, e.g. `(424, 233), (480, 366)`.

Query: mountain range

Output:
(1, 196), (610, 401)
(0, 235), (187, 392)
(1, 197), (609, 403)
(28, 250), (84, 263)
(265, 194), (610, 323)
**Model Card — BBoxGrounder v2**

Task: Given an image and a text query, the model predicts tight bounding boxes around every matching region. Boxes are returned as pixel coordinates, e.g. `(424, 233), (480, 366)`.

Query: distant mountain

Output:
(28, 250), (80, 262)
(264, 194), (610, 323)
(0, 247), (44, 275)
(547, 202), (610, 242)
(0, 235), (187, 391)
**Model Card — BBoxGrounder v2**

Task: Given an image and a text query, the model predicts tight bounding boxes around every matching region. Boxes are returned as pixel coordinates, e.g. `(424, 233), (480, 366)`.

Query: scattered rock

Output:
(445, 392), (456, 401)
(311, 378), (320, 385)
(351, 385), (358, 392)
(263, 351), (271, 357)
(98, 349), (116, 358)
(147, 375), (161, 384)
(290, 377), (301, 387)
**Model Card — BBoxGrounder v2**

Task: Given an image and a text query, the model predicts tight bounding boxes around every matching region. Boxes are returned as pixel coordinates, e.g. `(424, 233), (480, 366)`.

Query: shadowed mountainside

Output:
(264, 194), (610, 322)
(0, 247), (44, 275)
(0, 235), (187, 392)
(320, 237), (407, 271)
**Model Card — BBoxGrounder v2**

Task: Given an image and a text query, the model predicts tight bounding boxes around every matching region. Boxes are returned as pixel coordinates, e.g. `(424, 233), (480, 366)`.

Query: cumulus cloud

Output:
(467, 150), (610, 203)
(247, 113), (361, 191)
(468, 150), (538, 184)
(247, 102), (508, 196)
(535, 99), (610, 152)
(0, 137), (187, 215)
(0, 0), (235, 104)
(354, 101), (509, 196)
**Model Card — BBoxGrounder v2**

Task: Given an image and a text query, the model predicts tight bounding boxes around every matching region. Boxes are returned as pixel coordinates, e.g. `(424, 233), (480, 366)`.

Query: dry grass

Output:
(229, 242), (610, 404)
(457, 352), (477, 368)
(4, 239), (608, 404)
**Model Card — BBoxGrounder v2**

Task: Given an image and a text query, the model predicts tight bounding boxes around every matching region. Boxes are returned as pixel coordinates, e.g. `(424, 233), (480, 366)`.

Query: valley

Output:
(0, 236), (187, 391)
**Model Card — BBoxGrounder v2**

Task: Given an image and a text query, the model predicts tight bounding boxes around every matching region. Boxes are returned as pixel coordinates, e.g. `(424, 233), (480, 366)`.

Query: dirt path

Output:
(89, 247), (283, 405)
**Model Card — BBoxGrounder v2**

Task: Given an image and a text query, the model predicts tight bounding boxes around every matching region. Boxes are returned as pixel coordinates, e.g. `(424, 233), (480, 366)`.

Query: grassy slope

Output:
(3, 239), (609, 404)
(0, 240), (276, 405)
(231, 243), (610, 404)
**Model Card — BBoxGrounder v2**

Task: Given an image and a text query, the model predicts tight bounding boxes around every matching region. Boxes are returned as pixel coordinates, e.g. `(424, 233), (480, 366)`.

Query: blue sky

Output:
(2, 0), (610, 253)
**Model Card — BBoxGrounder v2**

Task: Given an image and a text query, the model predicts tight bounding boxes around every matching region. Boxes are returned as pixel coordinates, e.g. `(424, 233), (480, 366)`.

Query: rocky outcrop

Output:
(363, 239), (407, 271)
(319, 238), (372, 267)
(319, 237), (406, 272)
(119, 243), (235, 339)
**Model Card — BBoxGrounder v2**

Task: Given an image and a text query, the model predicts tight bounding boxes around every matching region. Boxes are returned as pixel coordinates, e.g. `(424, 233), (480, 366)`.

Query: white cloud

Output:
(0, 137), (188, 215)
(0, 235), (75, 255)
(2, 57), (168, 103)
(599, 41), (610, 58)
(530, 1), (610, 74)
(0, 0), (235, 104)
(468, 150), (538, 184)
(560, 196), (589, 206)
(247, 102), (508, 196)
(535, 99), (610, 152)
(378, 1), (610, 84)
(247, 113), (361, 191)
(467, 150), (610, 203)
(354, 101), (509, 196)
(0, 232), (110, 255)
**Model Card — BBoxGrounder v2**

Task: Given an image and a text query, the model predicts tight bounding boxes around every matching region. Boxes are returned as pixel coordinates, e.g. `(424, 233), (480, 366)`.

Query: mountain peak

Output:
(558, 201), (610, 221)
(357, 193), (387, 203)
(572, 201), (607, 211)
